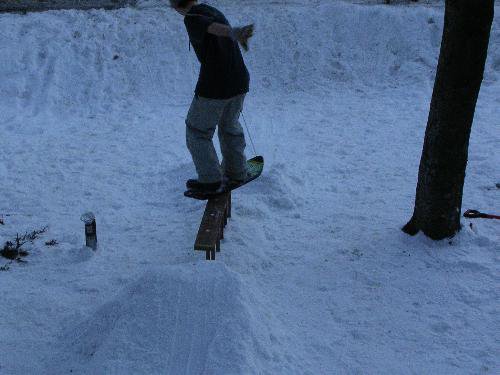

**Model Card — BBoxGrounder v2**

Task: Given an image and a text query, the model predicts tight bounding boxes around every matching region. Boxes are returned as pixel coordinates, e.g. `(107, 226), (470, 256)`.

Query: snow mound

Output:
(46, 263), (263, 375)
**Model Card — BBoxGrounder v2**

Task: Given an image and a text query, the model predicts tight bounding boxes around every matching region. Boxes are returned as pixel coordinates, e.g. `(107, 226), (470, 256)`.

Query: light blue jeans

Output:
(185, 94), (247, 183)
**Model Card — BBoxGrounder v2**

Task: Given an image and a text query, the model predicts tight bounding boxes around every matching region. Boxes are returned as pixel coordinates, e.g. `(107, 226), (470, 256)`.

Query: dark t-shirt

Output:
(184, 3), (250, 99)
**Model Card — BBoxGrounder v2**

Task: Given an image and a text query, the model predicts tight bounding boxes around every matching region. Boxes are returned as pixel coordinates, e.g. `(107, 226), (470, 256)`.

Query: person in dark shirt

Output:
(170, 0), (254, 192)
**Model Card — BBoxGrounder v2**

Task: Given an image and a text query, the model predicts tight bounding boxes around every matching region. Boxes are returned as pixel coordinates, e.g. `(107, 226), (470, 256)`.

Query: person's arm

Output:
(207, 23), (254, 51)
(206, 22), (232, 37)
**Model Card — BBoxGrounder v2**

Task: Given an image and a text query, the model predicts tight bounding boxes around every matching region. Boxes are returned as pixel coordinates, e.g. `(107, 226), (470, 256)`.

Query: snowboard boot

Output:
(186, 179), (221, 192)
(224, 174), (248, 190)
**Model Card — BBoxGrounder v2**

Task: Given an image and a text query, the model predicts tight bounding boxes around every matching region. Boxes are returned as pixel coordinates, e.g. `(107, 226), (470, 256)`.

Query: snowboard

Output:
(184, 156), (264, 200)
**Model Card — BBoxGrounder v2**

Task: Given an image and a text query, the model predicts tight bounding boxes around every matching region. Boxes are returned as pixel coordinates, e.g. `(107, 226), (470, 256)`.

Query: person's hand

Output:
(230, 24), (254, 51)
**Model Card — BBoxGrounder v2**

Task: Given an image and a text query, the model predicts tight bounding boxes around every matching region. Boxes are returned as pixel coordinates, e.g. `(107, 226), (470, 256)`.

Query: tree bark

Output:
(403, 0), (494, 240)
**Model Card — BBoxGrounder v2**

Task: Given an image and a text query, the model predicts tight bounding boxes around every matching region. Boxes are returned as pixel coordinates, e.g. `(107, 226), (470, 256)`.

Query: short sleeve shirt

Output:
(184, 4), (250, 99)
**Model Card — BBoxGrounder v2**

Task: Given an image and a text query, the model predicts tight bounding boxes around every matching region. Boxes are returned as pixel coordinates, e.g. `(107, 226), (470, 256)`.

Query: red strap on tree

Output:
(463, 209), (500, 220)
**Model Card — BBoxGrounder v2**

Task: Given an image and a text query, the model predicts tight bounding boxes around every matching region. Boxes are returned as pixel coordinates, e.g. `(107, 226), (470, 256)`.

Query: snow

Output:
(0, 1), (499, 374)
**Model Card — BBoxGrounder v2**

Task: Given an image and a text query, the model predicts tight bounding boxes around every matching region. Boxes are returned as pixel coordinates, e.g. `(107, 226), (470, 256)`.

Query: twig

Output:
(45, 239), (58, 246)
(1, 226), (48, 260)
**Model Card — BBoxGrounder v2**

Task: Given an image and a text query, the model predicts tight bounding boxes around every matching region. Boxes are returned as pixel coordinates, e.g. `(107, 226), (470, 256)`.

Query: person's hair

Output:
(170, 0), (194, 8)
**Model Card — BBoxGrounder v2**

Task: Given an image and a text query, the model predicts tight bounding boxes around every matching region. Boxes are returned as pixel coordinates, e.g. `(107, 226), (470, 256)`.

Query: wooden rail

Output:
(194, 192), (231, 260)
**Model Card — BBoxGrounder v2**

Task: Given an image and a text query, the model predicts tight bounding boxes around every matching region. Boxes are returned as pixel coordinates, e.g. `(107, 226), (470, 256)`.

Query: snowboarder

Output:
(169, 0), (254, 193)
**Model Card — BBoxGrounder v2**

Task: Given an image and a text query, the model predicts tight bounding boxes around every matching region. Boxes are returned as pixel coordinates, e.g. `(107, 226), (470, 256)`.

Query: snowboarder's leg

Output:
(218, 94), (248, 181)
(185, 96), (225, 183)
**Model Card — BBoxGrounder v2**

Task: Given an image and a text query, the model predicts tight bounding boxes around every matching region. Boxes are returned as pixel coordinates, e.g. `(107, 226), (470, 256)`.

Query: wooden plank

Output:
(194, 193), (230, 256)
(194, 208), (222, 252)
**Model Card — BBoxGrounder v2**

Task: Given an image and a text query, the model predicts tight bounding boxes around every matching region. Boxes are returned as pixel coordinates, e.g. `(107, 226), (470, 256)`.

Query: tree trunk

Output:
(403, 0), (494, 240)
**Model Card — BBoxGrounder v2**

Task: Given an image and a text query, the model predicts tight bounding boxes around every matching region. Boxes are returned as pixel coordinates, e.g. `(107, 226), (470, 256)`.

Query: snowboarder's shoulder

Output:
(188, 3), (224, 19)
(188, 3), (217, 14)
